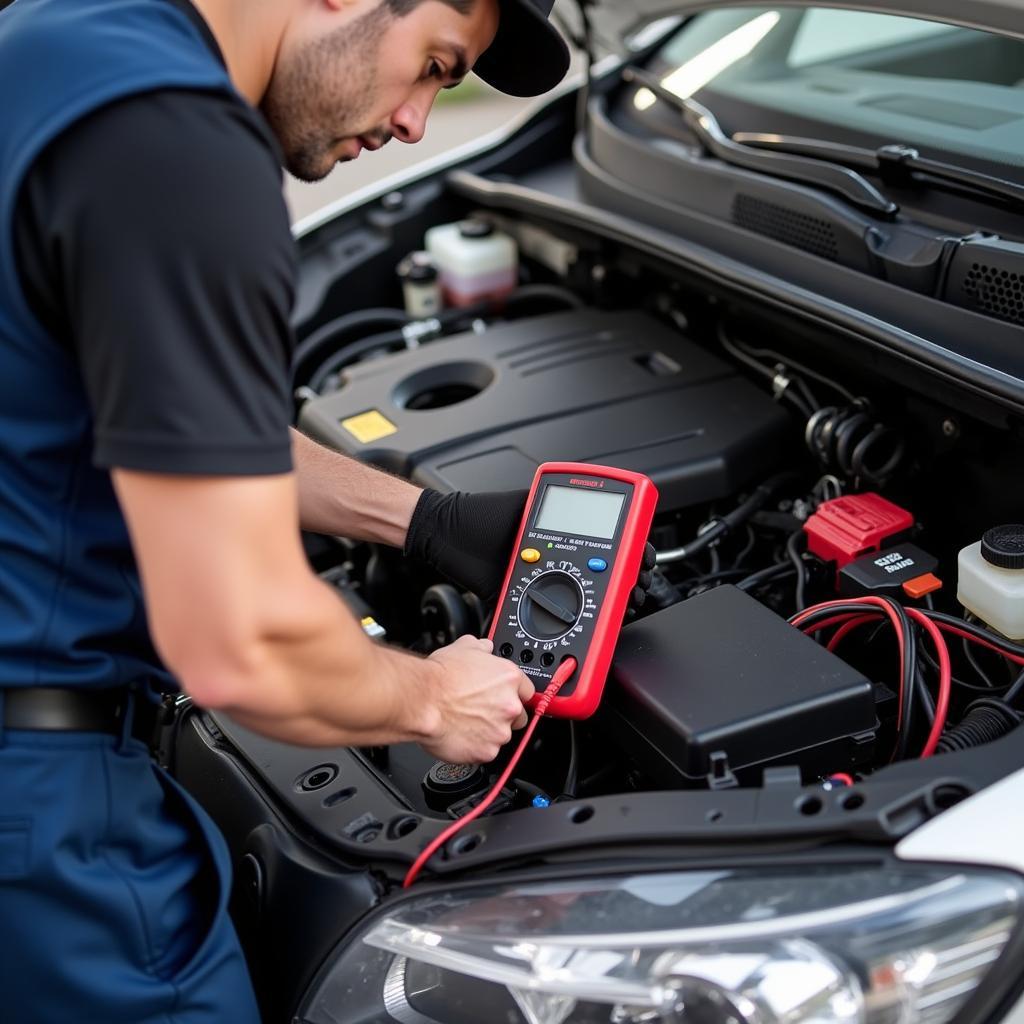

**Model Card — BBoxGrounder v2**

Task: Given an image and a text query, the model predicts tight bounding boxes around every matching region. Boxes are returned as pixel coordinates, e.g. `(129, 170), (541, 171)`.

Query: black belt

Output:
(2, 686), (158, 743)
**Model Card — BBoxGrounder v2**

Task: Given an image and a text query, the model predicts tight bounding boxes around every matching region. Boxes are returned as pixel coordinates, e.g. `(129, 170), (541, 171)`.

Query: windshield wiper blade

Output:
(733, 133), (1024, 209)
(622, 66), (898, 217)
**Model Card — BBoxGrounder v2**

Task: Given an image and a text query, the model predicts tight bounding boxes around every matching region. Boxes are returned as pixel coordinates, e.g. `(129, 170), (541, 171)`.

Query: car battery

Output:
(601, 585), (878, 787)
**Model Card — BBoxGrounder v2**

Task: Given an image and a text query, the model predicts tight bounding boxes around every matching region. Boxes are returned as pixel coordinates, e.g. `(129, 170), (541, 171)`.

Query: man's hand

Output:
(421, 635), (534, 764)
(404, 489), (528, 602)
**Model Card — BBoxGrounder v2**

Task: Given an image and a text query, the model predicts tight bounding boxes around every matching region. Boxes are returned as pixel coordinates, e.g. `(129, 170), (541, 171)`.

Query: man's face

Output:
(262, 0), (500, 182)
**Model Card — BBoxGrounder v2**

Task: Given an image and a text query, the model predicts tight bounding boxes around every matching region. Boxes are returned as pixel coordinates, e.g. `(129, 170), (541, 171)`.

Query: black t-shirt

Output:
(12, 0), (295, 475)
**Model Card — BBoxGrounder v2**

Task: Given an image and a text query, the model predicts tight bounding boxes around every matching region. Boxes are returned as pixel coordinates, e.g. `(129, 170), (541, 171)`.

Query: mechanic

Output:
(0, 0), (569, 1019)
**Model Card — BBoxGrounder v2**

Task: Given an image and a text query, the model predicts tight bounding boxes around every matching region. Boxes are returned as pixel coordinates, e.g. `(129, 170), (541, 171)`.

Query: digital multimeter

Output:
(489, 462), (659, 719)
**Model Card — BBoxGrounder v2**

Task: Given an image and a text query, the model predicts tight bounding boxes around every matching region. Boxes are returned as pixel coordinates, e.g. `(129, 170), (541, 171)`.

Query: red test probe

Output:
(403, 656), (578, 888)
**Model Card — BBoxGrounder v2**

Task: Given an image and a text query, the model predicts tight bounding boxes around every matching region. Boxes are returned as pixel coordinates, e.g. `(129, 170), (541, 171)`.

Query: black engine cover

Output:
(298, 309), (789, 507)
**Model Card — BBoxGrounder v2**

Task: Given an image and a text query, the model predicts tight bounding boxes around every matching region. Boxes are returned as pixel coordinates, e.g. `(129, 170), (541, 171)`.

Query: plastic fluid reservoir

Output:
(396, 251), (441, 318)
(958, 524), (1024, 639)
(424, 218), (517, 307)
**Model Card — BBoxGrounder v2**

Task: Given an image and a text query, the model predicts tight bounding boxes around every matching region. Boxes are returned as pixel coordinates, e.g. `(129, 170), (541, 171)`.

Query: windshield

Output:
(640, 7), (1024, 175)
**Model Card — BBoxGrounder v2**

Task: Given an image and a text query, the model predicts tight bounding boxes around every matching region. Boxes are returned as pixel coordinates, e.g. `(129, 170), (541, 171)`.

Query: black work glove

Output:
(630, 543), (658, 612)
(405, 489), (529, 603)
(405, 488), (659, 609)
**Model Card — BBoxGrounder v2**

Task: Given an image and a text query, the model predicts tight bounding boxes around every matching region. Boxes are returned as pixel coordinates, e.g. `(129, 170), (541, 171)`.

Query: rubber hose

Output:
(293, 308), (407, 382)
(936, 698), (1020, 754)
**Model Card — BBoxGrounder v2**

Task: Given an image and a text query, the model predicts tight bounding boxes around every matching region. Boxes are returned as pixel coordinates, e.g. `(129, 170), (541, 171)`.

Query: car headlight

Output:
(295, 865), (1022, 1024)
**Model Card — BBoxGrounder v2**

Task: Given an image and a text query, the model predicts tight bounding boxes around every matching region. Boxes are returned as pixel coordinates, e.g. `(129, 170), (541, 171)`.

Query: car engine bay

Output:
(162, 109), (1024, 1024)
(184, 202), (1024, 851)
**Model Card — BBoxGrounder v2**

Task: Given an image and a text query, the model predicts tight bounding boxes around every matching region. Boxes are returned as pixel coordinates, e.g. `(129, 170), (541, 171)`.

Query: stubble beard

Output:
(261, 4), (390, 182)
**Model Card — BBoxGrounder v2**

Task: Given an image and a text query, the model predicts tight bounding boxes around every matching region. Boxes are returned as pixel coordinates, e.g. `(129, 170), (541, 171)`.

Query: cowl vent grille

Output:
(962, 263), (1024, 325)
(733, 194), (839, 261)
(944, 238), (1024, 326)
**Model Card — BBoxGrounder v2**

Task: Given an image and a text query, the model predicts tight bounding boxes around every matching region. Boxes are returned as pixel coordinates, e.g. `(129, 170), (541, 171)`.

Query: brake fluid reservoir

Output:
(424, 218), (517, 307)
(957, 524), (1024, 639)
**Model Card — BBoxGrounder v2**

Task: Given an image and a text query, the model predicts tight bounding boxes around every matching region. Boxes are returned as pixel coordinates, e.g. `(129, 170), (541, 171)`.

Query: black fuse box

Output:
(601, 586), (877, 787)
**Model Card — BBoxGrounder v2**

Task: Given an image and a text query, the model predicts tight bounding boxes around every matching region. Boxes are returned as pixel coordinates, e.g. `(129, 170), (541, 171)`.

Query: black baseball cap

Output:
(472, 0), (571, 97)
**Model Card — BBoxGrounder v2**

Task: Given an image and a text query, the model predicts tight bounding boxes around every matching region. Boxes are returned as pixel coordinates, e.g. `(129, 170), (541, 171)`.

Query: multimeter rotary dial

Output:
(516, 570), (585, 641)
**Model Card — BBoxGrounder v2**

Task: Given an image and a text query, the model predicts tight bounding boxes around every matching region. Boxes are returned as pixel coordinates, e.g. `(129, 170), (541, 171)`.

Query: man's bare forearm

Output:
(291, 428), (421, 547)
(214, 584), (446, 749)
(114, 468), (528, 763)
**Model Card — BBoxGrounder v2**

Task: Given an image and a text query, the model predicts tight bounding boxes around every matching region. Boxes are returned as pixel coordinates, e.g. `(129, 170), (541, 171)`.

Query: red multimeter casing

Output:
(488, 462), (659, 719)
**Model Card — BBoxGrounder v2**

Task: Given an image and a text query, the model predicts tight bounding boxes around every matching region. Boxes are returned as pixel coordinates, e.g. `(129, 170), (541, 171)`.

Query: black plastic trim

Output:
(590, 94), (884, 274)
(203, 704), (1024, 883)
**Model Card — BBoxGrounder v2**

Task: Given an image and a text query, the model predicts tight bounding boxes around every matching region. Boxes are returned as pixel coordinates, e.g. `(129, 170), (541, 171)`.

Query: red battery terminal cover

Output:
(804, 493), (914, 569)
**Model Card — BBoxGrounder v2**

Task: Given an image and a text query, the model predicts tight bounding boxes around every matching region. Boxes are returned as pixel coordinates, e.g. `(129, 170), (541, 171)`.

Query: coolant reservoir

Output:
(957, 524), (1024, 639)
(424, 218), (517, 307)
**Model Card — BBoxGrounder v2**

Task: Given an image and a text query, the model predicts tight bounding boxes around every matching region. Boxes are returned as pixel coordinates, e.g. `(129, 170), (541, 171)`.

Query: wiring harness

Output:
(792, 598), (1024, 763)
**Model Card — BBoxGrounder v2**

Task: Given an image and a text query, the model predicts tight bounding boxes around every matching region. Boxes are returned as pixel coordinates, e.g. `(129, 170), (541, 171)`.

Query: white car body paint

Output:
(896, 766), (1024, 873)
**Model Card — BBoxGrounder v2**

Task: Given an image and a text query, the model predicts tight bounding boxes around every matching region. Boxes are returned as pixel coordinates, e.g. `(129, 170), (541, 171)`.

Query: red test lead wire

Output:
(403, 656), (579, 888)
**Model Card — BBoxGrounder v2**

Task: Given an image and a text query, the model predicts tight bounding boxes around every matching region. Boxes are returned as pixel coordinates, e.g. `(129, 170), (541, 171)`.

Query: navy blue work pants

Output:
(0, 721), (260, 1023)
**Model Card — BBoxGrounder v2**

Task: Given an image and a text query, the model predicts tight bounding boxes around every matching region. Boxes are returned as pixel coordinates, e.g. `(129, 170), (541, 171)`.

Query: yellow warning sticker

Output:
(340, 410), (398, 444)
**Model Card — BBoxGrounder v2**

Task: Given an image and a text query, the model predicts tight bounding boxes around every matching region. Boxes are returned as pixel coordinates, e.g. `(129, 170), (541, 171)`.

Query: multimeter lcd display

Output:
(534, 485), (625, 539)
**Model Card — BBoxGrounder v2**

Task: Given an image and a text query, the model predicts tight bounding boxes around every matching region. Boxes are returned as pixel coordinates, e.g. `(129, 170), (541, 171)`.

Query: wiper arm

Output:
(733, 132), (1024, 209)
(622, 66), (898, 217)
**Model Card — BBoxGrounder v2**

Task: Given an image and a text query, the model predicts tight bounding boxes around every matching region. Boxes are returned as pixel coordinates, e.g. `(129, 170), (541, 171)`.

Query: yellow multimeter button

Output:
(340, 410), (397, 444)
(521, 548), (541, 563)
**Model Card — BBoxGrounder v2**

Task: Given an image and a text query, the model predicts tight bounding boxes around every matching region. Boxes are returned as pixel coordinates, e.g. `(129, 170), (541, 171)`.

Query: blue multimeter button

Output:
(588, 558), (608, 572)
